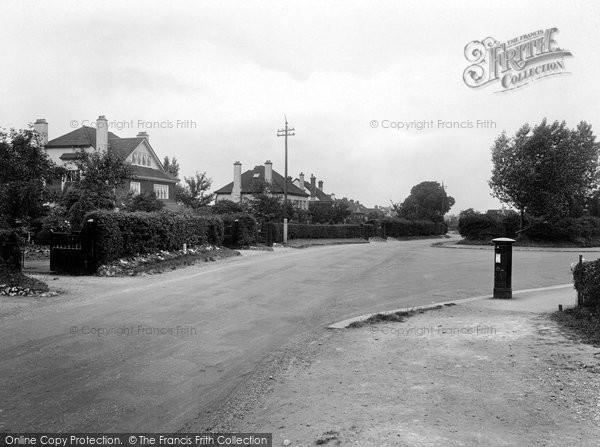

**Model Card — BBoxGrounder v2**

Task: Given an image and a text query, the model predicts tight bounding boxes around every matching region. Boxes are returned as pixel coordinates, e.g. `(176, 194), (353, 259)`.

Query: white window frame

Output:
(130, 181), (141, 196)
(154, 184), (169, 200)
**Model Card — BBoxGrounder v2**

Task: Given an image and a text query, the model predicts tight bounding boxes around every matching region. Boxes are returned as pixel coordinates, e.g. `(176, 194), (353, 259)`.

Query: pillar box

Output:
(492, 237), (516, 299)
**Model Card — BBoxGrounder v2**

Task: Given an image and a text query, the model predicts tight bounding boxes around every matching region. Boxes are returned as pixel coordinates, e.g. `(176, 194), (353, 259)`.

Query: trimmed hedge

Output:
(0, 230), (22, 272)
(382, 218), (447, 237)
(458, 212), (518, 240)
(272, 223), (377, 241)
(526, 216), (600, 242)
(220, 213), (258, 247)
(82, 210), (224, 266)
(573, 259), (600, 308)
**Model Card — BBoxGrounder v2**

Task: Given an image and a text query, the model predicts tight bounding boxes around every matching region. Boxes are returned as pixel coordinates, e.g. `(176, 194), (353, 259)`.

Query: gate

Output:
(50, 227), (96, 274)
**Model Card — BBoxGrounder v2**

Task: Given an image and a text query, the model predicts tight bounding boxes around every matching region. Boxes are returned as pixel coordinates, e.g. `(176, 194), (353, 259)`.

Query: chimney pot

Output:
(318, 180), (324, 192)
(310, 174), (316, 199)
(137, 131), (149, 141)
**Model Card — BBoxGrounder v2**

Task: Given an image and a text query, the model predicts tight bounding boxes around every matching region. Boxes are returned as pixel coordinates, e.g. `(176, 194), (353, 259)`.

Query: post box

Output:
(492, 237), (515, 299)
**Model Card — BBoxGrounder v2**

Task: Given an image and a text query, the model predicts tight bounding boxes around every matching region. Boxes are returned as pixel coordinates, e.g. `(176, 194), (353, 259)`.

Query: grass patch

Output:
(0, 271), (49, 292)
(347, 305), (444, 328)
(551, 306), (600, 347)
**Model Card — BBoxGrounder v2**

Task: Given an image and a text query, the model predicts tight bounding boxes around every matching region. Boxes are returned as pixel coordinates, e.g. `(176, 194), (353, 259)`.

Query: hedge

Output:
(220, 213), (258, 247)
(82, 210), (224, 266)
(573, 259), (600, 308)
(381, 218), (447, 237)
(526, 216), (600, 242)
(271, 223), (378, 241)
(0, 229), (22, 272)
(458, 212), (518, 240)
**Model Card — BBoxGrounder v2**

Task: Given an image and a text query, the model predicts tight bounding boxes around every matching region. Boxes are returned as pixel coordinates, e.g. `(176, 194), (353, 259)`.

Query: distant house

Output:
(35, 116), (179, 207)
(292, 173), (334, 206)
(214, 161), (309, 208)
(345, 199), (370, 222)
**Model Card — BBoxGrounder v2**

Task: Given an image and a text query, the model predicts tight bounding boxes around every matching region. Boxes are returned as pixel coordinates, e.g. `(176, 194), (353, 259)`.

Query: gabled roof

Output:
(109, 137), (145, 159)
(215, 165), (308, 197)
(46, 126), (120, 148)
(299, 180), (333, 202)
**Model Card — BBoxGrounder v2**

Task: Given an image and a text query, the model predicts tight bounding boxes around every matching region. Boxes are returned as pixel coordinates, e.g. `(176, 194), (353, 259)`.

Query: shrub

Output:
(122, 192), (165, 212)
(573, 259), (600, 308)
(212, 200), (244, 215)
(82, 210), (225, 266)
(525, 216), (600, 243)
(220, 213), (258, 247)
(0, 229), (22, 272)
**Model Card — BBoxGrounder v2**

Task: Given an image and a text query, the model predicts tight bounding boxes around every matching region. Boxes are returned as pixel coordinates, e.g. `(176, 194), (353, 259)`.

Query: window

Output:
(154, 184), (169, 199)
(64, 169), (80, 183)
(130, 181), (141, 195)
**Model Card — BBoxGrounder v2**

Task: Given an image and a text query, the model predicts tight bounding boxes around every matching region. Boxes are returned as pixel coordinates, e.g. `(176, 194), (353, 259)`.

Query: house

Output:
(292, 173), (334, 206)
(214, 161), (309, 209)
(345, 198), (370, 222)
(34, 116), (179, 207)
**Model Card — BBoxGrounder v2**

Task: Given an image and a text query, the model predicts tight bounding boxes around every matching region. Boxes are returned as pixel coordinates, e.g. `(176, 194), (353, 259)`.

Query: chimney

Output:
(310, 174), (316, 199)
(264, 160), (273, 184)
(96, 115), (108, 151)
(33, 119), (48, 145)
(137, 131), (149, 142)
(318, 180), (324, 192)
(298, 172), (305, 191)
(232, 161), (242, 203)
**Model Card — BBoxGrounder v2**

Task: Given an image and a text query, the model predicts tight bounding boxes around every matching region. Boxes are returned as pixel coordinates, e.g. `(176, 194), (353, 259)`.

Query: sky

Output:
(1, 0), (599, 213)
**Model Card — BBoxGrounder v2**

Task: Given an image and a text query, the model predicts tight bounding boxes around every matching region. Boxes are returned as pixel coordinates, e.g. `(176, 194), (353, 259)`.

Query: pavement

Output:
(226, 283), (600, 447)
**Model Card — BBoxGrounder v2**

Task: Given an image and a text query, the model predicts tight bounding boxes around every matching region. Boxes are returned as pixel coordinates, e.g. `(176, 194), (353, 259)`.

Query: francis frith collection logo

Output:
(463, 27), (572, 92)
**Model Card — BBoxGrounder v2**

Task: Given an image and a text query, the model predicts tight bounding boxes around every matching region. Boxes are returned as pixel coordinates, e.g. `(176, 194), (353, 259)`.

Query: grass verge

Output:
(347, 304), (449, 328)
(551, 306), (600, 347)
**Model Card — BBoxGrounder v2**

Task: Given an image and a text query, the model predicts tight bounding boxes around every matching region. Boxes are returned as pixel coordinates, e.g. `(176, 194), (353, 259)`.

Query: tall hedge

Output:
(573, 259), (600, 308)
(220, 213), (258, 247)
(381, 218), (446, 237)
(271, 223), (378, 241)
(82, 210), (224, 266)
(458, 212), (518, 240)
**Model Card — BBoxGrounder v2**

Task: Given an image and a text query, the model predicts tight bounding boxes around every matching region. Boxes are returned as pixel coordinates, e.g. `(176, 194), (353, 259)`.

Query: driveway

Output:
(0, 238), (590, 431)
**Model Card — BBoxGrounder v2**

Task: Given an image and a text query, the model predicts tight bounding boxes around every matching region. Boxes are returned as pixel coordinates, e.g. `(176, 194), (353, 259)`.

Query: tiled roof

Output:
(301, 180), (333, 202)
(215, 165), (308, 197)
(109, 137), (145, 159)
(131, 165), (179, 183)
(46, 126), (120, 148)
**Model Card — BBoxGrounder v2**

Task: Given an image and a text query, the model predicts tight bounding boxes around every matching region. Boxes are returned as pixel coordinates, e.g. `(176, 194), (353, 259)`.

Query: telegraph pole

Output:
(277, 116), (295, 243)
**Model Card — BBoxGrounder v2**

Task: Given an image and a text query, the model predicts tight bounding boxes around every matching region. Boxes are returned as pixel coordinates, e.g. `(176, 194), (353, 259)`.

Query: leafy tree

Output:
(61, 148), (133, 227)
(398, 181), (455, 222)
(122, 192), (165, 212)
(163, 156), (180, 177)
(212, 199), (244, 215)
(246, 180), (283, 223)
(176, 171), (214, 209)
(0, 127), (63, 227)
(489, 119), (600, 227)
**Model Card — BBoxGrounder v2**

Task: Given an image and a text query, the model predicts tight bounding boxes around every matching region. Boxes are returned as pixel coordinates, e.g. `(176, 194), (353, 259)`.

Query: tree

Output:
(0, 127), (63, 227)
(176, 171), (214, 209)
(122, 192), (165, 212)
(163, 156), (180, 178)
(398, 181), (455, 222)
(61, 148), (133, 227)
(212, 199), (244, 215)
(489, 119), (600, 227)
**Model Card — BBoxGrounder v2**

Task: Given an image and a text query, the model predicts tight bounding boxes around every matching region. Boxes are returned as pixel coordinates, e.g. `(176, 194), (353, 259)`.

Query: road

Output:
(0, 238), (591, 432)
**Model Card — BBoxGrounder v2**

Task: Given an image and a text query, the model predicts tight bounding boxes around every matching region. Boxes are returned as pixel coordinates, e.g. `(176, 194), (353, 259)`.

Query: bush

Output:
(525, 216), (600, 243)
(382, 218), (446, 237)
(457, 211), (518, 240)
(220, 213), (258, 247)
(0, 229), (22, 272)
(122, 192), (165, 212)
(212, 200), (244, 215)
(82, 210), (225, 266)
(573, 259), (600, 308)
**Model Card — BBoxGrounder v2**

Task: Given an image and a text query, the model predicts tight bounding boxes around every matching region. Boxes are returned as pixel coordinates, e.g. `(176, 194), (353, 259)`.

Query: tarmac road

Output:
(0, 238), (592, 431)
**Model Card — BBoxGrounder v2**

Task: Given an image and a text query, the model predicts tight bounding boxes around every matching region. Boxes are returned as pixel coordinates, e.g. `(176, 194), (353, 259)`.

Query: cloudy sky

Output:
(1, 0), (598, 212)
